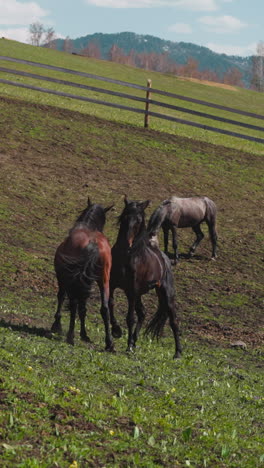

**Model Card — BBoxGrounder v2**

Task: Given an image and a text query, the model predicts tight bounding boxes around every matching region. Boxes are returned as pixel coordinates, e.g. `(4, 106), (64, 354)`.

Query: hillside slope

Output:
(0, 95), (263, 345)
(0, 95), (263, 467)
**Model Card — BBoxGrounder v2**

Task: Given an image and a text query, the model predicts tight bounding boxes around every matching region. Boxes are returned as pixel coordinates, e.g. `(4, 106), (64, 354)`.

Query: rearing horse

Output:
(148, 196), (218, 264)
(51, 197), (115, 351)
(109, 196), (182, 359)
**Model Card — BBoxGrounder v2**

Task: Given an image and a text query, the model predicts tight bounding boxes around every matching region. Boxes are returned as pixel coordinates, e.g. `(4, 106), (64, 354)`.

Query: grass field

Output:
(0, 41), (263, 468)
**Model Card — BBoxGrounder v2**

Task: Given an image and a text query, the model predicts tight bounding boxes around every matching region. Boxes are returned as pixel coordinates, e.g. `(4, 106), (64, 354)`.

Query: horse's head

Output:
(75, 197), (114, 232)
(118, 195), (150, 247)
(87, 196), (114, 213)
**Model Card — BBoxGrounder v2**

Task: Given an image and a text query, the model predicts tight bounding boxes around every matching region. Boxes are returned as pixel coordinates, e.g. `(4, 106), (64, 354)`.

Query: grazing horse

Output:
(109, 196), (181, 359)
(51, 197), (115, 351)
(147, 196), (218, 264)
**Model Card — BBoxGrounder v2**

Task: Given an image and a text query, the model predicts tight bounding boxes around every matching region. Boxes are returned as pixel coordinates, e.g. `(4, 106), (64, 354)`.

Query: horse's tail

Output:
(147, 200), (170, 237)
(55, 241), (100, 295)
(204, 197), (218, 258)
(204, 197), (217, 223)
(144, 296), (168, 339)
(145, 253), (174, 339)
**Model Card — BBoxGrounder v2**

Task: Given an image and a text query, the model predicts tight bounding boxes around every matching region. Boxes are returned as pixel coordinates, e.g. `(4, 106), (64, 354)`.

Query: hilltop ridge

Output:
(56, 31), (253, 87)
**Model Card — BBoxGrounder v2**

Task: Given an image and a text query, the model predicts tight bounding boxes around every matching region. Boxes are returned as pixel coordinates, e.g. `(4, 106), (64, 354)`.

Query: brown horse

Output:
(147, 196), (218, 264)
(109, 196), (182, 359)
(51, 197), (115, 351)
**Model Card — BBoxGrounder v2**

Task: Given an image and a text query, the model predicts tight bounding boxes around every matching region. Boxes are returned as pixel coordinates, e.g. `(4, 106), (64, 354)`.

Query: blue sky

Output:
(0, 0), (263, 57)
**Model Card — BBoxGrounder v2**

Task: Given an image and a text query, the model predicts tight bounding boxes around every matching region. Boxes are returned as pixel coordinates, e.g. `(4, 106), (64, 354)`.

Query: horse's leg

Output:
(189, 224), (204, 256)
(206, 219), (218, 259)
(67, 298), (77, 345)
(98, 281), (115, 352)
(171, 225), (179, 264)
(109, 285), (122, 338)
(156, 285), (182, 359)
(78, 299), (91, 343)
(51, 284), (65, 334)
(132, 296), (146, 347)
(189, 224), (204, 257)
(126, 294), (136, 353)
(163, 225), (169, 257)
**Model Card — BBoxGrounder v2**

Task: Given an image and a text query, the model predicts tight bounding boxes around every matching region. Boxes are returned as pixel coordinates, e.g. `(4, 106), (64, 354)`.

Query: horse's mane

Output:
(147, 200), (170, 235)
(129, 229), (151, 258)
(72, 204), (106, 232)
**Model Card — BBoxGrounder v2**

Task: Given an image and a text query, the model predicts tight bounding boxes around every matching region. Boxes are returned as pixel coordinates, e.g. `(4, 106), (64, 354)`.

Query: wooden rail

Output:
(0, 55), (264, 144)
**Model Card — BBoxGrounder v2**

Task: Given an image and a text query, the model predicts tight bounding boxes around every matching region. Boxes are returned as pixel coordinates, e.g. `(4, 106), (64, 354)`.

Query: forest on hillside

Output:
(29, 25), (264, 91)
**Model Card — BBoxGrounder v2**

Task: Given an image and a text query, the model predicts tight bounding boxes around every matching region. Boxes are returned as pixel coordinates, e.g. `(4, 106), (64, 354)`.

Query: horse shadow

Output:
(0, 316), (114, 352)
(167, 252), (205, 262)
(0, 318), (56, 340)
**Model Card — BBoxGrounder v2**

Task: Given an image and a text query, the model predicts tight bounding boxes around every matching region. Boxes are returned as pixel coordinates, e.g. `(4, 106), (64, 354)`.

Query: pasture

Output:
(0, 42), (263, 467)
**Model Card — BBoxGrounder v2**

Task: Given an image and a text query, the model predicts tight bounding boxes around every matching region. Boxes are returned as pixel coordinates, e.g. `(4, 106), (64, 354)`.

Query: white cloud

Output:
(168, 23), (192, 34)
(0, 27), (29, 43)
(0, 0), (51, 44)
(207, 42), (257, 57)
(84, 0), (218, 10)
(0, 0), (49, 26)
(199, 15), (247, 34)
(0, 27), (65, 44)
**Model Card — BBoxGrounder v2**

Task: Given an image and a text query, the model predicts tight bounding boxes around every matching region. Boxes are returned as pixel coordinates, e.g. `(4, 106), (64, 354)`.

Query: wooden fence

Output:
(0, 55), (264, 144)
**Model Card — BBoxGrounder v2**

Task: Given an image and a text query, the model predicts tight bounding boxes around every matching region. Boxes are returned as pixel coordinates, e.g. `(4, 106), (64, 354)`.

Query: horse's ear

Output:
(139, 200), (151, 211)
(104, 204), (114, 213)
(87, 196), (92, 207)
(124, 194), (129, 206)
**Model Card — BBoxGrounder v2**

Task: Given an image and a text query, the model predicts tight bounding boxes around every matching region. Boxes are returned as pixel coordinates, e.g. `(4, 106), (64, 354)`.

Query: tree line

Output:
(29, 23), (264, 92)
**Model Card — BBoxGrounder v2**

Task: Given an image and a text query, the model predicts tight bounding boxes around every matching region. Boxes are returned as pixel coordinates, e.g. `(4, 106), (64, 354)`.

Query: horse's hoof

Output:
(51, 323), (63, 334)
(105, 344), (116, 353)
(173, 352), (181, 359)
(112, 324), (122, 338)
(211, 256), (217, 261)
(80, 335), (92, 343)
(126, 345), (135, 354)
(66, 337), (74, 346)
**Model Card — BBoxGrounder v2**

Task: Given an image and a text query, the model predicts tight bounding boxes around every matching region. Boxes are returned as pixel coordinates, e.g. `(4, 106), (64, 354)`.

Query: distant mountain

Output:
(55, 31), (253, 87)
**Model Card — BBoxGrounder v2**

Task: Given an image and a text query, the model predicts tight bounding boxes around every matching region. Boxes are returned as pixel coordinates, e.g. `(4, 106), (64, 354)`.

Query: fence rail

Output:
(0, 55), (264, 144)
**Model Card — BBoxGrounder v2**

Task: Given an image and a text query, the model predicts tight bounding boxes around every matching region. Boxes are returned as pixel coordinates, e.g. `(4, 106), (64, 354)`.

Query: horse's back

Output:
(54, 228), (95, 266)
(54, 227), (111, 282)
(169, 196), (208, 227)
(69, 227), (95, 249)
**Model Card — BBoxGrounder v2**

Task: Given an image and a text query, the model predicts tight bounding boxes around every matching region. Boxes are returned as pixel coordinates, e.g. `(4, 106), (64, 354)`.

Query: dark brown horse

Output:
(51, 197), (115, 351)
(147, 196), (218, 264)
(109, 196), (181, 359)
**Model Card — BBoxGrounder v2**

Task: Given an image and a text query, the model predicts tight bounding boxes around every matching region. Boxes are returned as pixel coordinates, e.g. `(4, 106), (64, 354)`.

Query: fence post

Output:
(144, 79), (152, 128)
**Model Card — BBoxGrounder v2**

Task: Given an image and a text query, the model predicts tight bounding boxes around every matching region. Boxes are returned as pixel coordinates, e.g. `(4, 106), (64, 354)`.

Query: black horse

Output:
(109, 196), (181, 359)
(51, 197), (115, 351)
(148, 196), (218, 264)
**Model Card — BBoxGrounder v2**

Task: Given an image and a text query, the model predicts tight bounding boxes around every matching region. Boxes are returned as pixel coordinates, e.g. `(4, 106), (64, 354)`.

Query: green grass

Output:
(0, 325), (264, 468)
(0, 42), (263, 467)
(0, 39), (264, 156)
